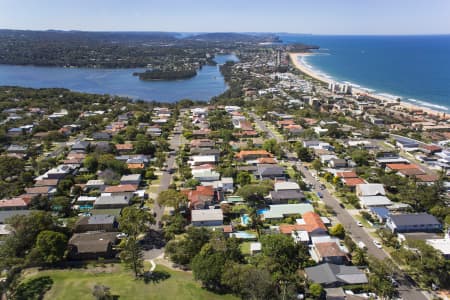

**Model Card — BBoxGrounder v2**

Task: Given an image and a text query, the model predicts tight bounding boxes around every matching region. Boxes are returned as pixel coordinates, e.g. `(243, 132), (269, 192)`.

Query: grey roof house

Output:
(74, 214), (118, 233)
(386, 213), (442, 233)
(305, 263), (368, 287)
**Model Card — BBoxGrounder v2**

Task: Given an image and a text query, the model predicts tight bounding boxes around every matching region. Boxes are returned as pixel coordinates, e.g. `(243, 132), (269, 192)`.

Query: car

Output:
(317, 192), (323, 198)
(356, 221), (363, 227)
(373, 240), (383, 249)
(388, 276), (399, 287)
(357, 241), (367, 249)
(116, 233), (128, 239)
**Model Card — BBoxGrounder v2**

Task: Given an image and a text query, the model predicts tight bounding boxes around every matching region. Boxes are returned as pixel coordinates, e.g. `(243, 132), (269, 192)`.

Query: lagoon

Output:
(0, 54), (238, 102)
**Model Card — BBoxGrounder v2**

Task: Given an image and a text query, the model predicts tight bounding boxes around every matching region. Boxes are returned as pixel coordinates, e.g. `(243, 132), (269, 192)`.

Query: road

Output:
(251, 112), (429, 300)
(144, 120), (183, 260)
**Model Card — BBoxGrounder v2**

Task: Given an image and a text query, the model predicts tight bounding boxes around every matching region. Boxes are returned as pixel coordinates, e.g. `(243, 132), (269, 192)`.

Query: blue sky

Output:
(1, 0), (450, 34)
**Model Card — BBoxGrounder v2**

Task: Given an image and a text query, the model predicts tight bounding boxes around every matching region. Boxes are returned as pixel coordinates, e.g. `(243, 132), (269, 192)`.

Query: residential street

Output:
(251, 112), (429, 300)
(144, 120), (183, 260)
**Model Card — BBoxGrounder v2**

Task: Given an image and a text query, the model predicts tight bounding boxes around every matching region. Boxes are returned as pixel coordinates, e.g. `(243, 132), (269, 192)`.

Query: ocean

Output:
(0, 54), (238, 102)
(279, 34), (450, 111)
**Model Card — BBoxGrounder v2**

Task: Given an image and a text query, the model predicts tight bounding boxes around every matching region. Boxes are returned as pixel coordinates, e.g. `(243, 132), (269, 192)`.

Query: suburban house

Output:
(235, 150), (272, 162)
(189, 155), (217, 166)
(279, 211), (328, 236)
(93, 195), (130, 209)
(120, 174), (142, 186)
(185, 186), (215, 210)
(329, 158), (347, 168)
(312, 242), (348, 264)
(269, 181), (305, 204)
(74, 214), (118, 233)
(68, 231), (118, 260)
(0, 198), (29, 211)
(191, 208), (223, 227)
(386, 213), (442, 233)
(256, 164), (285, 180)
(356, 183), (392, 208)
(305, 263), (368, 287)
(262, 204), (314, 221)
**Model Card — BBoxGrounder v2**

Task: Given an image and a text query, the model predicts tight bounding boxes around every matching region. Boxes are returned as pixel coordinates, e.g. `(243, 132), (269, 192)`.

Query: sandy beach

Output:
(289, 52), (448, 119)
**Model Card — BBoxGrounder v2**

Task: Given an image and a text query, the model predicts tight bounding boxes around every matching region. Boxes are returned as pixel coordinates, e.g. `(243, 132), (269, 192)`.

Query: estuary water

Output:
(0, 54), (238, 102)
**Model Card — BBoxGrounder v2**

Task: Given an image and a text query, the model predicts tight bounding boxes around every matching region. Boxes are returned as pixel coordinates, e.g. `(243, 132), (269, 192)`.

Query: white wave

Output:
(377, 93), (402, 100)
(407, 98), (449, 111)
(343, 81), (361, 88)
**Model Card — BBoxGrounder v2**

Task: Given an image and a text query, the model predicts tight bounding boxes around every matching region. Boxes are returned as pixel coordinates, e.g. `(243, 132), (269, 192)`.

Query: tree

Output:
(367, 257), (396, 299)
(12, 276), (53, 300)
(263, 139), (283, 157)
(237, 181), (273, 206)
(352, 247), (368, 266)
(119, 206), (155, 238)
(329, 223), (345, 239)
(236, 171), (252, 186)
(311, 159), (322, 172)
(260, 234), (299, 275)
(221, 263), (275, 300)
(84, 155), (98, 173)
(162, 214), (187, 240)
(191, 243), (227, 290)
(165, 227), (211, 266)
(295, 144), (312, 162)
(1, 211), (55, 264)
(134, 140), (156, 155)
(120, 237), (144, 278)
(309, 283), (323, 299)
(351, 149), (371, 166)
(30, 230), (68, 265)
(157, 190), (187, 211)
(119, 206), (154, 278)
(92, 284), (113, 300)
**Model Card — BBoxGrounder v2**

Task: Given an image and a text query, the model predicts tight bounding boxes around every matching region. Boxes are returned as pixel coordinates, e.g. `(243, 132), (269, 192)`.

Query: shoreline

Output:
(289, 52), (449, 119)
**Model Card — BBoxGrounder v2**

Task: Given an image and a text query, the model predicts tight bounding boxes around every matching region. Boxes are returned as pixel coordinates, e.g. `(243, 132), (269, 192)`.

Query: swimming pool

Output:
(257, 208), (268, 215)
(241, 214), (250, 225)
(232, 231), (257, 240)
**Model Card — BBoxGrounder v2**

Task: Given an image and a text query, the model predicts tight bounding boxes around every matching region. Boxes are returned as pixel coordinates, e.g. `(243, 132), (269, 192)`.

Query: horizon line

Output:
(1, 28), (450, 36)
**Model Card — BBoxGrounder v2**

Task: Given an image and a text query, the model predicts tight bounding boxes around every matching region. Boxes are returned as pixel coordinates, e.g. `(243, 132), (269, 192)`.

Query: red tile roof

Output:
(115, 144), (134, 151)
(279, 212), (327, 234)
(236, 150), (272, 160)
(386, 163), (421, 171)
(0, 197), (28, 208)
(343, 177), (366, 186)
(415, 174), (440, 182)
(104, 184), (137, 193)
(315, 242), (347, 258)
(336, 171), (358, 178)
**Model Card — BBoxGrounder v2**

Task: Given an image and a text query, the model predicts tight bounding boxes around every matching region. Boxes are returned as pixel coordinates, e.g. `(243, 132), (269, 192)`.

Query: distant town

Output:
(0, 31), (448, 300)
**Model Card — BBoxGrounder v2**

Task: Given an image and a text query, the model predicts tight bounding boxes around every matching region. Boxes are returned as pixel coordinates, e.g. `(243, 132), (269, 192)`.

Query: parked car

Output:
(373, 240), (382, 249)
(356, 221), (363, 227)
(317, 192), (323, 198)
(357, 241), (367, 250)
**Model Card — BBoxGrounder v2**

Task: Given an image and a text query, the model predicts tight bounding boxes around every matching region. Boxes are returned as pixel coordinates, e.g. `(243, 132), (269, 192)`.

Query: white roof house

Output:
(356, 184), (386, 197)
(262, 203), (314, 220)
(250, 242), (262, 255)
(426, 238), (450, 259)
(359, 196), (393, 208)
(274, 181), (300, 191)
(191, 209), (223, 227)
(291, 230), (310, 243)
(189, 155), (217, 166)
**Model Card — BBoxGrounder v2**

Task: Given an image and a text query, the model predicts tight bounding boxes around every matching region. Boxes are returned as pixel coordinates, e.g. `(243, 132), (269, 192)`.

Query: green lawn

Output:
(23, 264), (238, 300)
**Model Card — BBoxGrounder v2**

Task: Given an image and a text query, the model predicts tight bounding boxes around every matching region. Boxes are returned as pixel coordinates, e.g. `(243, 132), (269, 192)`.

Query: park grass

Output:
(23, 264), (237, 300)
